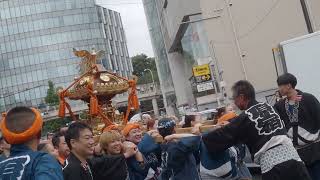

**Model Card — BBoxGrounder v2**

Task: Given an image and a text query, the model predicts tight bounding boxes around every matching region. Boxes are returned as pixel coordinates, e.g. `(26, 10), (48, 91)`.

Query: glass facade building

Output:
(0, 0), (133, 112)
(143, 0), (177, 114)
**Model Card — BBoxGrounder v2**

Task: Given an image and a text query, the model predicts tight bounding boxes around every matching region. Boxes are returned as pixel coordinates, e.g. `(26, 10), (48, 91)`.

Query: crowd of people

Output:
(0, 73), (320, 180)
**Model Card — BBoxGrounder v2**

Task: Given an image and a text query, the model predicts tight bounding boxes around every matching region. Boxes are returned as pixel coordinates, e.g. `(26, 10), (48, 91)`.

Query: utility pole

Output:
(208, 63), (221, 106)
(209, 41), (228, 106)
(225, 0), (248, 80)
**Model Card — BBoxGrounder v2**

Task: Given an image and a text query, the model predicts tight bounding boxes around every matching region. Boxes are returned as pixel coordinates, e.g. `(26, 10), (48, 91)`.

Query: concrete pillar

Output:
(168, 52), (196, 106)
(152, 98), (159, 118)
(162, 95), (175, 116)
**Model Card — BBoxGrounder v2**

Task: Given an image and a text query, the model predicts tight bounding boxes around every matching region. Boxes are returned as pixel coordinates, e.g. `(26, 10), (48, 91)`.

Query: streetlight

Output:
(144, 68), (159, 118)
(144, 68), (155, 88)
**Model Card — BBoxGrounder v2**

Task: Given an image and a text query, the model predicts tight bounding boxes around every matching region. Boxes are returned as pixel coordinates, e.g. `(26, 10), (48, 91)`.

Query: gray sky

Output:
(95, 0), (154, 57)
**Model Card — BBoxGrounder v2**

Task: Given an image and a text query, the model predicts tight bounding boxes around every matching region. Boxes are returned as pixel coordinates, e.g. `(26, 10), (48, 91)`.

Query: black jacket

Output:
(274, 90), (320, 134)
(203, 100), (289, 162)
(63, 153), (93, 180)
(274, 90), (320, 164)
(89, 154), (128, 180)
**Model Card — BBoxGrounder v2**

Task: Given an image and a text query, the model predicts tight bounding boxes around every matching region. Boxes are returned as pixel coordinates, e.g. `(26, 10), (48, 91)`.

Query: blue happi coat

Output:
(0, 144), (63, 180)
(127, 134), (161, 180)
(199, 139), (238, 179)
(159, 136), (201, 180)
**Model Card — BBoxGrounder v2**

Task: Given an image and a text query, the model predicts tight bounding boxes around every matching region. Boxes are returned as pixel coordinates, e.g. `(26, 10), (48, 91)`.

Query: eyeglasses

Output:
(231, 93), (244, 101)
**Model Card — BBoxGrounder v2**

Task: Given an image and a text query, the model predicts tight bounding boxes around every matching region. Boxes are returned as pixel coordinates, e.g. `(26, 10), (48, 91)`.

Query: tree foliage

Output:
(42, 117), (71, 135)
(132, 54), (159, 84)
(45, 81), (59, 106)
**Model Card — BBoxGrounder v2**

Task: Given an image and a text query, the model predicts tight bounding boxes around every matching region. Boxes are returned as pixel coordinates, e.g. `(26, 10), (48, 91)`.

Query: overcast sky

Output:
(95, 0), (154, 57)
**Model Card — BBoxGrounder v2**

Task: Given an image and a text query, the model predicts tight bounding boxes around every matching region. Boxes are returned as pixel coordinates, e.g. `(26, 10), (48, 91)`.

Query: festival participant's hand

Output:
(191, 123), (202, 135)
(165, 133), (196, 142)
(93, 144), (102, 156)
(135, 150), (144, 163)
(147, 130), (160, 138)
(164, 134), (177, 142)
(220, 121), (230, 126)
(123, 141), (138, 158)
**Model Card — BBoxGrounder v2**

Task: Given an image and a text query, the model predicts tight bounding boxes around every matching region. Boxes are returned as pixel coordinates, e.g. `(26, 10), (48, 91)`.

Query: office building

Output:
(0, 0), (133, 112)
(143, 0), (320, 110)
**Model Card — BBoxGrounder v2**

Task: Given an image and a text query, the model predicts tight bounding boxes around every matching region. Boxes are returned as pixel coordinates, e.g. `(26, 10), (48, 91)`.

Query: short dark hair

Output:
(215, 107), (226, 119)
(182, 115), (196, 128)
(65, 122), (92, 150)
(52, 131), (65, 148)
(277, 73), (297, 88)
(157, 118), (175, 138)
(232, 80), (256, 100)
(6, 106), (36, 133)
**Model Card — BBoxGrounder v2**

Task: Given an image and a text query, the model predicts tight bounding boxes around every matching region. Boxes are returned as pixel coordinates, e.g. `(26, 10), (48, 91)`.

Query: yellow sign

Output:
(193, 64), (210, 76)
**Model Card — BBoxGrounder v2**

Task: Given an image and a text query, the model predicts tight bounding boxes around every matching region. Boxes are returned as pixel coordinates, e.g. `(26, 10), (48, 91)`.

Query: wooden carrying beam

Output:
(93, 124), (219, 144)
(154, 125), (219, 143)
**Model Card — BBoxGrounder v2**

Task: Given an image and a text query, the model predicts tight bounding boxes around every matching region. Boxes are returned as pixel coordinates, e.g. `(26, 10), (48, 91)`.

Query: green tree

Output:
(132, 54), (159, 84)
(45, 81), (59, 106)
(42, 117), (72, 135)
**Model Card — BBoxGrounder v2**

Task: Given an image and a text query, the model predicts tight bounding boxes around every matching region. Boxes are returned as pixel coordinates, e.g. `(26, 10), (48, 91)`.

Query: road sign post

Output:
(192, 63), (221, 106)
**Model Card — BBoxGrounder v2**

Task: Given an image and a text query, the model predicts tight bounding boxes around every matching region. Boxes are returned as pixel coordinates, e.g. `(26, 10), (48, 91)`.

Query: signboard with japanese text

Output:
(194, 74), (211, 83)
(193, 64), (213, 83)
(196, 82), (214, 92)
(193, 64), (210, 76)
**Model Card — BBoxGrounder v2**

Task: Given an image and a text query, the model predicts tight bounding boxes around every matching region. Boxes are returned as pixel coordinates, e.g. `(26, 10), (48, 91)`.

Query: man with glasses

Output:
(202, 80), (311, 180)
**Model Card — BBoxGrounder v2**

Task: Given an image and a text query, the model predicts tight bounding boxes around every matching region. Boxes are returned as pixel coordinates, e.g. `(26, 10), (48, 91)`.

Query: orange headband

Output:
(217, 112), (237, 125)
(122, 123), (140, 137)
(0, 108), (43, 144)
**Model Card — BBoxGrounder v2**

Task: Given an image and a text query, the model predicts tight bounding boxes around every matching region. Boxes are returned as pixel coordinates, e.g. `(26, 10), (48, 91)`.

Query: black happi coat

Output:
(63, 153), (93, 180)
(89, 154), (128, 180)
(203, 100), (289, 162)
(64, 153), (128, 180)
(274, 90), (320, 164)
(274, 90), (320, 143)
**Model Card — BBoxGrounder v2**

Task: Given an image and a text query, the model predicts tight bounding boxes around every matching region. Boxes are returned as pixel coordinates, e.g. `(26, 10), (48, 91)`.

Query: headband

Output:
(217, 112), (237, 125)
(0, 108), (43, 144)
(122, 123), (140, 137)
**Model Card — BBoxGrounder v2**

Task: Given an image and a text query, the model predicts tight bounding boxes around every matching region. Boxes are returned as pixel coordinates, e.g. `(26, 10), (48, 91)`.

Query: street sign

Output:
(196, 82), (214, 92)
(193, 64), (212, 83)
(193, 64), (210, 77)
(195, 74), (212, 83)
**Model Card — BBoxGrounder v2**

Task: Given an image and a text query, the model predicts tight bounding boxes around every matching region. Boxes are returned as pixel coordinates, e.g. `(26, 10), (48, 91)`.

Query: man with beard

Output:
(52, 131), (70, 166)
